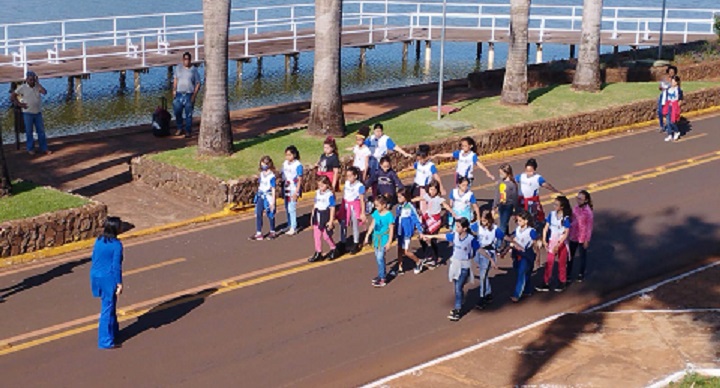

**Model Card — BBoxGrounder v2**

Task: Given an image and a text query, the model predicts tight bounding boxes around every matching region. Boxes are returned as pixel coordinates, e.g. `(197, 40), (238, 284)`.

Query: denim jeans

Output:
(374, 247), (386, 279)
(173, 93), (194, 135)
(475, 251), (494, 298)
(567, 240), (588, 279)
(255, 195), (275, 233)
(657, 95), (665, 128)
(665, 109), (678, 135)
(454, 268), (470, 310)
(497, 203), (515, 235)
(513, 256), (534, 299)
(285, 198), (297, 231)
(23, 112), (48, 152)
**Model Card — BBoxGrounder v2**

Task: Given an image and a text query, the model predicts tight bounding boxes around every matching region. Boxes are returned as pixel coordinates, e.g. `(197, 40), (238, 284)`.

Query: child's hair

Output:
(379, 156), (392, 166)
(285, 145), (300, 160)
(515, 209), (534, 227)
(398, 187), (413, 202)
(357, 125), (370, 139)
(525, 158), (538, 170)
(346, 166), (360, 180)
(578, 189), (594, 210)
(373, 123), (384, 131)
(99, 216), (122, 242)
(416, 144), (430, 158)
(480, 209), (494, 227)
(556, 195), (573, 218)
(259, 155), (275, 171)
(499, 163), (516, 183)
(323, 136), (338, 154)
(666, 65), (678, 74)
(671, 75), (681, 86)
(460, 137), (477, 153)
(317, 175), (332, 189)
(457, 176), (470, 187)
(427, 180), (441, 196)
(374, 194), (389, 207)
(455, 217), (474, 236)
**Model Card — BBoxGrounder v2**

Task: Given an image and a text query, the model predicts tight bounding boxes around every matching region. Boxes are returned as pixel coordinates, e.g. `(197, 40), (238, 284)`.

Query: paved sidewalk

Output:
(382, 263), (720, 388)
(3, 84), (481, 230)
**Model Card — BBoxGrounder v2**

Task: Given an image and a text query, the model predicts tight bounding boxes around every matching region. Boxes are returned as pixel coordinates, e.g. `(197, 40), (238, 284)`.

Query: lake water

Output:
(1, 0), (717, 142)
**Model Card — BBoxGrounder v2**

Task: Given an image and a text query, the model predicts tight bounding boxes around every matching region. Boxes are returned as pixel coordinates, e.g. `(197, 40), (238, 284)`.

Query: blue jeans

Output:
(513, 256), (534, 299)
(285, 198), (297, 231)
(23, 112), (48, 152)
(657, 95), (664, 128)
(374, 247), (386, 279)
(255, 194), (275, 233)
(173, 93), (194, 135)
(665, 109), (678, 135)
(454, 268), (471, 310)
(497, 203), (514, 235)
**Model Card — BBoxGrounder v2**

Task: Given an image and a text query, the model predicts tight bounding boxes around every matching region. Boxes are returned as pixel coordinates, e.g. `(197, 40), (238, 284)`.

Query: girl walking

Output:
(339, 167), (367, 255)
(352, 126), (373, 181)
(412, 144), (446, 213)
(249, 156), (279, 241)
(282, 145), (303, 235)
(364, 156), (404, 208)
(413, 180), (450, 268)
(365, 123), (412, 178)
(663, 75), (684, 142)
(503, 210), (539, 303)
(473, 210), (503, 309)
(433, 137), (494, 184)
(567, 190), (594, 283)
(536, 196), (572, 292)
(317, 136), (341, 191)
(308, 176), (338, 262)
(516, 158), (562, 225)
(90, 217), (124, 349)
(493, 163), (518, 235)
(395, 188), (425, 275)
(364, 195), (395, 287)
(422, 217), (479, 321)
(448, 176), (480, 229)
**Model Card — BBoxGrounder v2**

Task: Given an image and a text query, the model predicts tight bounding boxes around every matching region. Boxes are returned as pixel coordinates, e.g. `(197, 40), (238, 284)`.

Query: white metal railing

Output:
(1, 1), (718, 79)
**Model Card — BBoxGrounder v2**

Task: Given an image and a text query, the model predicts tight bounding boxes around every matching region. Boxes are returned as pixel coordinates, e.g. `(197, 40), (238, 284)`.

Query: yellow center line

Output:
(676, 132), (708, 143)
(574, 155), (614, 167)
(3, 150), (720, 356)
(123, 258), (187, 276)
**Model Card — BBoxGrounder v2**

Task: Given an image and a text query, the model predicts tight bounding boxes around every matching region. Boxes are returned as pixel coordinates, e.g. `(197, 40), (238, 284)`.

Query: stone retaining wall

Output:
(0, 200), (107, 257)
(130, 86), (720, 208)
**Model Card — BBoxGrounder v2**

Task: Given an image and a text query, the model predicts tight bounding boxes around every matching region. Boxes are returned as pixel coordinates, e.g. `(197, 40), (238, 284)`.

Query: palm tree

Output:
(198, 0), (233, 156)
(573, 0), (603, 92)
(0, 122), (12, 197)
(501, 0), (531, 105)
(308, 0), (346, 136)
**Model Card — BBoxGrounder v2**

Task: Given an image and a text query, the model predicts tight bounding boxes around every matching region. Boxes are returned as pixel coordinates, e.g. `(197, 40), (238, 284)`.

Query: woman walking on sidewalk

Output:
(567, 190), (594, 283)
(504, 210), (538, 303)
(339, 167), (367, 255)
(493, 164), (518, 235)
(433, 137), (494, 185)
(249, 156), (279, 241)
(282, 145), (303, 235)
(90, 217), (124, 349)
(473, 210), (503, 310)
(364, 195), (395, 288)
(308, 176), (338, 262)
(422, 217), (479, 321)
(536, 196), (572, 292)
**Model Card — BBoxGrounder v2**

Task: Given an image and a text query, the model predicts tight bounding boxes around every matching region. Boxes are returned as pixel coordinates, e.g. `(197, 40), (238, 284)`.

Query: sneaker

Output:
(326, 247), (339, 261)
(484, 294), (494, 304)
(673, 132), (680, 141)
(448, 309), (461, 321)
(372, 278), (387, 288)
(350, 243), (362, 255)
(371, 276), (380, 284)
(397, 267), (405, 276)
(535, 284), (550, 292)
(308, 252), (323, 263)
(249, 233), (264, 241)
(426, 259), (437, 269)
(577, 274), (585, 283)
(664, 135), (672, 142)
(554, 283), (566, 292)
(475, 300), (485, 310)
(27, 150), (36, 155)
(285, 228), (296, 236)
(266, 231), (278, 240)
(510, 296), (520, 303)
(413, 262), (423, 275)
(566, 278), (574, 285)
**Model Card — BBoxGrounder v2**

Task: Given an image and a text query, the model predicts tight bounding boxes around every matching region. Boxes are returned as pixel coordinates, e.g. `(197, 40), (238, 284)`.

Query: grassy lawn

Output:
(669, 373), (720, 387)
(0, 181), (89, 223)
(151, 81), (720, 180)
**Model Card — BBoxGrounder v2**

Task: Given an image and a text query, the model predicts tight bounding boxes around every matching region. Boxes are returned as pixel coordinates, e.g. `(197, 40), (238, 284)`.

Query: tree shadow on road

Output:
(0, 258), (91, 301)
(510, 209), (720, 386)
(118, 287), (218, 345)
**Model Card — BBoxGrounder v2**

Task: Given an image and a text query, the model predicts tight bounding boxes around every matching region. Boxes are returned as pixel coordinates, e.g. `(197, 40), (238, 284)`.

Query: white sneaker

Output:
(673, 132), (680, 141)
(285, 228), (296, 236)
(664, 135), (672, 142)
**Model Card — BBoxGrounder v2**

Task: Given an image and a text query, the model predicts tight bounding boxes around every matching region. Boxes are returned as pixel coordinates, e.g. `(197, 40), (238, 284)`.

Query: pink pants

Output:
(313, 225), (336, 252)
(544, 241), (568, 285)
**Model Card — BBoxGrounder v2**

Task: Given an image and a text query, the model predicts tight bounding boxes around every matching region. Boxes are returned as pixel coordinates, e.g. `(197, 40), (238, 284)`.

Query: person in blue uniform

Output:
(90, 216), (124, 349)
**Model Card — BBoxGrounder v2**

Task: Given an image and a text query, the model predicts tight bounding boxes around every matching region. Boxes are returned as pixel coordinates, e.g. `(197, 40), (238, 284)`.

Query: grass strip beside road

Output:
(150, 81), (720, 180)
(0, 181), (89, 223)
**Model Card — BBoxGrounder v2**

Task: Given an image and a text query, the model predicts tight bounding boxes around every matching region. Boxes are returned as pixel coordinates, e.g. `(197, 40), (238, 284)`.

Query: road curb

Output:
(3, 104), (720, 269)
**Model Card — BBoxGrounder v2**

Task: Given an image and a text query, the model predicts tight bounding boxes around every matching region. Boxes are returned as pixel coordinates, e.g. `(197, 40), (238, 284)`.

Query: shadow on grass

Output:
(528, 84), (562, 104)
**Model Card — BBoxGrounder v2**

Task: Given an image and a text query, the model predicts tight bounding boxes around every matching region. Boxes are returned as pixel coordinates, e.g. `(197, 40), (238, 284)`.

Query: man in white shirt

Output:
(10, 71), (51, 155)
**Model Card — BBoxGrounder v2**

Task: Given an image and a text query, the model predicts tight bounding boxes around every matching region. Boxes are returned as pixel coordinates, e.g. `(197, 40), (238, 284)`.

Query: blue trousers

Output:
(664, 108), (678, 135)
(497, 203), (514, 235)
(255, 195), (276, 233)
(453, 268), (471, 310)
(374, 247), (386, 279)
(92, 276), (119, 348)
(285, 198), (297, 231)
(657, 95), (665, 128)
(23, 112), (48, 152)
(173, 93), (194, 135)
(513, 256), (534, 299)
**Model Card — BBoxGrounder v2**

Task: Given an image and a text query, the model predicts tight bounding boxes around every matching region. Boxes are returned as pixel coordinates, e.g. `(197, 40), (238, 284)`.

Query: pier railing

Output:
(1, 1), (718, 79)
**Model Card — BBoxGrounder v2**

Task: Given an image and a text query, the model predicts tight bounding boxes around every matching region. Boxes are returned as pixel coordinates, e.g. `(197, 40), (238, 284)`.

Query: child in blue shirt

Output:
(364, 195), (395, 288)
(395, 188), (424, 275)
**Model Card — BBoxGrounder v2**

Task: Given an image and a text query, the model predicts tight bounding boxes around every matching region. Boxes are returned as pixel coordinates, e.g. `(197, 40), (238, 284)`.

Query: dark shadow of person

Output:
(0, 258), (91, 301)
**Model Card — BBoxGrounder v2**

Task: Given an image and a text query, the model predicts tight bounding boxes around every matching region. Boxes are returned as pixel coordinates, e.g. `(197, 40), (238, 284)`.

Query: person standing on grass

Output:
(567, 190), (594, 283)
(90, 217), (124, 349)
(394, 188), (425, 276)
(282, 145), (303, 236)
(365, 123), (412, 179)
(10, 71), (51, 155)
(338, 167), (367, 255)
(433, 137), (494, 185)
(172, 52), (202, 138)
(663, 75), (684, 142)
(317, 136), (341, 192)
(657, 65), (677, 132)
(537, 196), (572, 293)
(308, 176), (338, 263)
(422, 217), (479, 322)
(249, 156), (279, 241)
(364, 156), (404, 210)
(493, 164), (519, 235)
(352, 126), (373, 182)
(472, 209), (503, 310)
(364, 195), (395, 288)
(516, 158), (562, 225)
(503, 210), (538, 303)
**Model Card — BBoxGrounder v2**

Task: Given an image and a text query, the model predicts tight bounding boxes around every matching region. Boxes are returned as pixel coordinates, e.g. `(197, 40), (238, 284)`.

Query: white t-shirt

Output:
(516, 173), (546, 198)
(15, 83), (43, 114)
(282, 160), (304, 196)
(365, 134), (397, 159)
(477, 224), (504, 248)
(343, 180), (366, 202)
(315, 189), (336, 211)
(413, 161), (438, 186)
(353, 145), (372, 172)
(450, 188), (476, 213)
(258, 171), (276, 195)
(453, 150), (479, 178)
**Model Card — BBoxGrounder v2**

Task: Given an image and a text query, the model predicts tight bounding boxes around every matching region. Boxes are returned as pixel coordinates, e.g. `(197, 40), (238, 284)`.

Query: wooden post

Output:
(476, 42), (482, 60)
(133, 70), (141, 91)
(74, 76), (82, 99)
(535, 43), (543, 64)
(284, 54), (292, 74)
(613, 45), (619, 54)
(67, 76), (74, 96)
(360, 47), (367, 66)
(488, 42), (495, 70)
(292, 53), (299, 73)
(402, 41), (409, 62)
(415, 40), (421, 60)
(167, 66), (173, 79)
(569, 44), (576, 59)
(237, 60), (244, 77)
(119, 70), (126, 89)
(256, 56), (263, 78)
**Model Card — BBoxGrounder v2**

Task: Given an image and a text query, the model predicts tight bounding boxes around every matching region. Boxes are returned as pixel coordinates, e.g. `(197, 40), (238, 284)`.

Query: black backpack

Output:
(151, 97), (172, 137)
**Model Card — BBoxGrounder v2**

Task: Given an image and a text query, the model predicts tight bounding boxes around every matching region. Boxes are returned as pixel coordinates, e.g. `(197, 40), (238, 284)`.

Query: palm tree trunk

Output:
(0, 122), (12, 197)
(308, 0), (346, 137)
(501, 0), (531, 105)
(198, 0), (233, 156)
(573, 0), (603, 92)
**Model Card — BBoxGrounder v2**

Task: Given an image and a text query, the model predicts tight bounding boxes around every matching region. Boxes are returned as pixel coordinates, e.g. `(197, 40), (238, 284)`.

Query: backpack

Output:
(151, 97), (172, 137)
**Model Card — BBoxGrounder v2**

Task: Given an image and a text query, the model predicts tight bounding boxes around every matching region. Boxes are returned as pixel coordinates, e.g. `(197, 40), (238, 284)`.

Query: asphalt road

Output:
(1, 115), (719, 387)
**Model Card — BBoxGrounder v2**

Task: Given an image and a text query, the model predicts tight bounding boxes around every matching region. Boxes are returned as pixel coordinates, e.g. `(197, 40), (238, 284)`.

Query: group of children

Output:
(247, 124), (595, 321)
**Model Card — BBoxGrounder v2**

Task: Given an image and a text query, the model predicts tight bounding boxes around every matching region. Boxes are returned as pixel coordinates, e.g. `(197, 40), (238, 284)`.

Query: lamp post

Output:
(437, 0), (447, 120)
(657, 0), (667, 59)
